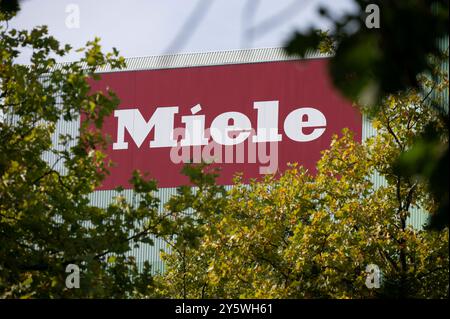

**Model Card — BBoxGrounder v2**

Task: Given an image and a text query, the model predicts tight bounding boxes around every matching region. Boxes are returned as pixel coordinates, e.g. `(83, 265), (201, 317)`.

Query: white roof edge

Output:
(53, 47), (330, 74)
(106, 47), (329, 73)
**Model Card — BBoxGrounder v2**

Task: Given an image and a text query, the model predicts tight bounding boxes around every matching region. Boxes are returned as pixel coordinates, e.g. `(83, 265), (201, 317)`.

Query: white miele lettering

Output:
(112, 107), (178, 150)
(210, 112), (252, 146)
(180, 104), (208, 147)
(283, 107), (327, 142)
(113, 101), (327, 149)
(252, 101), (283, 143)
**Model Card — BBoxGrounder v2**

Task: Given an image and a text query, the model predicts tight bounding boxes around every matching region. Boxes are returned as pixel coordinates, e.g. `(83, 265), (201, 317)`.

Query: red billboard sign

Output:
(90, 58), (361, 190)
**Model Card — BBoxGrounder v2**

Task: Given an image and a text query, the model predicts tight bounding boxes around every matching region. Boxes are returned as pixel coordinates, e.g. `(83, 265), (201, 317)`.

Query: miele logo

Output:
(113, 100), (327, 149)
(91, 60), (361, 189)
(112, 100), (327, 174)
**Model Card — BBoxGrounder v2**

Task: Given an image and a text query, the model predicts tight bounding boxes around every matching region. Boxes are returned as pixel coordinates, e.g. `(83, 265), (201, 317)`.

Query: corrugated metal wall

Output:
(438, 36), (449, 112)
(362, 115), (429, 229)
(46, 45), (446, 272)
(87, 188), (177, 273)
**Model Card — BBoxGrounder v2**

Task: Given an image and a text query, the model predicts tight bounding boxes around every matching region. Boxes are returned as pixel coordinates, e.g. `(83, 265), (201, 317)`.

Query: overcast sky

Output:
(9, 0), (357, 63)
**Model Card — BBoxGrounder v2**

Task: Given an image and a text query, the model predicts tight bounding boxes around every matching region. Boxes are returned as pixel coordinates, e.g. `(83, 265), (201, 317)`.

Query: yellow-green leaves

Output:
(0, 19), (158, 298)
(156, 107), (448, 298)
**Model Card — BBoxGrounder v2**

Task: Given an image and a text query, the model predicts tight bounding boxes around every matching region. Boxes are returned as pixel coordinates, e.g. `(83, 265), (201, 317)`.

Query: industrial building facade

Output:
(47, 47), (430, 273)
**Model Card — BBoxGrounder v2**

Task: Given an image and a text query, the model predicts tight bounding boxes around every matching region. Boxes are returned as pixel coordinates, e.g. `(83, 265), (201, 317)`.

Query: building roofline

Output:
(53, 47), (330, 74)
(103, 47), (329, 73)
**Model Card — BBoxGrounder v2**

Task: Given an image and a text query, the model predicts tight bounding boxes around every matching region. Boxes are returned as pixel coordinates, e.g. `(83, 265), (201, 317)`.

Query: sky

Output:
(9, 0), (357, 63)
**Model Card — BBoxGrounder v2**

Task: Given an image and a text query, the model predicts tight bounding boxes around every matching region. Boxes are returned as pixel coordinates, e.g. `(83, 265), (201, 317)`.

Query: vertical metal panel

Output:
(438, 36), (449, 112)
(362, 114), (428, 229)
(87, 187), (178, 273)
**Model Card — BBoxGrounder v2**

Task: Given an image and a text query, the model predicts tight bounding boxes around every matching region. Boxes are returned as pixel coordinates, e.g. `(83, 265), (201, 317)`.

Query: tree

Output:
(284, 0), (449, 230)
(0, 0), (20, 15)
(155, 71), (449, 298)
(0, 10), (173, 298)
